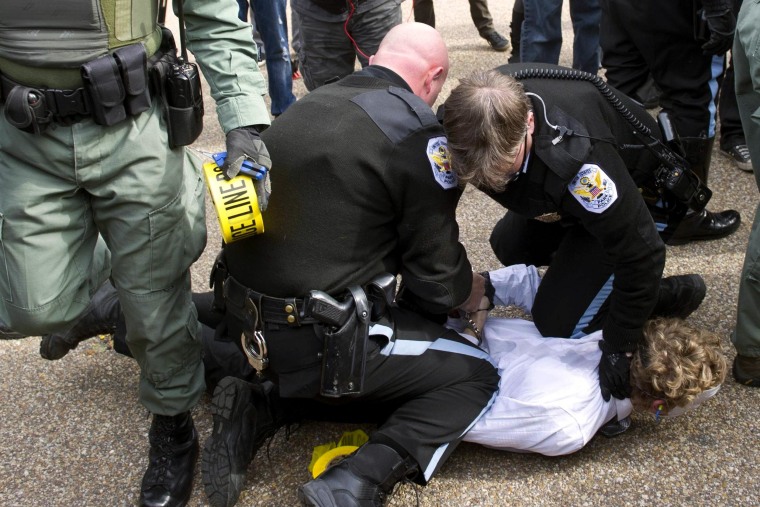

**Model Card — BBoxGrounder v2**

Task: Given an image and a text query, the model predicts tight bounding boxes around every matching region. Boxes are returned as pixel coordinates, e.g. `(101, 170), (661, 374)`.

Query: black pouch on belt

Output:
(113, 44), (152, 116)
(313, 285), (371, 398)
(3, 85), (52, 134)
(81, 55), (127, 126)
(163, 61), (204, 148)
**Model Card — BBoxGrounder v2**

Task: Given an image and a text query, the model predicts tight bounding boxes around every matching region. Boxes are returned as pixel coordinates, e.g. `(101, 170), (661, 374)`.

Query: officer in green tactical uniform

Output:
(0, 1), (272, 505)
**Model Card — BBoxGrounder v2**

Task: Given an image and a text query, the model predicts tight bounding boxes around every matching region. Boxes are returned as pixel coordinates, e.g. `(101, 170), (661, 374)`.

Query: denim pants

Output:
(295, 0), (402, 91)
(239, 0), (297, 116)
(521, 0), (601, 74)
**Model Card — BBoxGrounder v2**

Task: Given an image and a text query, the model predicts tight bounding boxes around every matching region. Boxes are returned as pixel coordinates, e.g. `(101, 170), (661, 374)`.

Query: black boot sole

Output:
(297, 481), (340, 507)
(202, 377), (256, 507)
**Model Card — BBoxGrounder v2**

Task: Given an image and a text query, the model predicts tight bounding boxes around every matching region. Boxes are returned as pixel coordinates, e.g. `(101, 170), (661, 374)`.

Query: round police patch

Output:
(427, 136), (458, 189)
(568, 164), (618, 213)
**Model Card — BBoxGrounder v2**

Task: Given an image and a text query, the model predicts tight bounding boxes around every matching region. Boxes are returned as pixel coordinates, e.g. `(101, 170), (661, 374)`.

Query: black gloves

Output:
(598, 341), (633, 402)
(223, 126), (273, 210)
(700, 0), (736, 55)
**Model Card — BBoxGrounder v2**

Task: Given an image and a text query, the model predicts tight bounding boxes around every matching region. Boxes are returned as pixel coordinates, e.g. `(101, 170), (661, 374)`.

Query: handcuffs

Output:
(241, 296), (268, 374)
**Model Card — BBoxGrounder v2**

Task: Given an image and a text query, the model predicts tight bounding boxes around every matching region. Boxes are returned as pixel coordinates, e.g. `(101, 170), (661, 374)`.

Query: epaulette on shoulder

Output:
(351, 86), (438, 144)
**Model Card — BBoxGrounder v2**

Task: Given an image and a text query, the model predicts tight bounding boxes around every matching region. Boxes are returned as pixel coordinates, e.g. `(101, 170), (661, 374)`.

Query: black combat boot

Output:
(651, 274), (706, 320)
(0, 317), (25, 340)
(202, 377), (280, 507)
(666, 137), (741, 245)
(666, 209), (741, 245)
(298, 442), (420, 507)
(39, 281), (121, 360)
(140, 412), (199, 507)
(733, 355), (760, 387)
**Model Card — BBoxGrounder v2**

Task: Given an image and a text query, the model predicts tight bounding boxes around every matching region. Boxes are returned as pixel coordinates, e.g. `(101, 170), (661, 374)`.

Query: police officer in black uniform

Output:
(444, 63), (725, 403)
(600, 0), (741, 237)
(200, 23), (499, 507)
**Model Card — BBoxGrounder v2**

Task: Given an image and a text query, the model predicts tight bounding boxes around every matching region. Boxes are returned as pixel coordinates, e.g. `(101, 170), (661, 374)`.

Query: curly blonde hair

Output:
(630, 318), (727, 409)
(443, 70), (531, 192)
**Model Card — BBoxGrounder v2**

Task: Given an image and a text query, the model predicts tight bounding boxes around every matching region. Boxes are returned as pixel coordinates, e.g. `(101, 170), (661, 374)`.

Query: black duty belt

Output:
(223, 275), (317, 327)
(0, 73), (91, 120)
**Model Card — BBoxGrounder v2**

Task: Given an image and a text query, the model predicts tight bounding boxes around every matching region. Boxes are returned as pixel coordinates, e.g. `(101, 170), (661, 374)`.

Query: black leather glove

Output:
(223, 126), (273, 210)
(700, 0), (736, 55)
(598, 341), (633, 402)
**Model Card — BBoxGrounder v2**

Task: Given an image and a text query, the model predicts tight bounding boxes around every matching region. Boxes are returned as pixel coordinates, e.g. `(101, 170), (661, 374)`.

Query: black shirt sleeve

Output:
(559, 141), (666, 351)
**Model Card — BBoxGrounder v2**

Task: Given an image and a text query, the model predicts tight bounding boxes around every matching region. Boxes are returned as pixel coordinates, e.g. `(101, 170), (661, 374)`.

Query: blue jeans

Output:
(238, 0), (297, 116)
(521, 0), (601, 74)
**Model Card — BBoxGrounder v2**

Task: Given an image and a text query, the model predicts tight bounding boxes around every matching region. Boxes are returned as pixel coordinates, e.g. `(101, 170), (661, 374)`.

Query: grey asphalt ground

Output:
(2, 1), (759, 506)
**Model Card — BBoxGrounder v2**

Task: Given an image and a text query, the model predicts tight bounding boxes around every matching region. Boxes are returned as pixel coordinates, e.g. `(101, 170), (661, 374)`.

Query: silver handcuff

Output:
(241, 297), (268, 374)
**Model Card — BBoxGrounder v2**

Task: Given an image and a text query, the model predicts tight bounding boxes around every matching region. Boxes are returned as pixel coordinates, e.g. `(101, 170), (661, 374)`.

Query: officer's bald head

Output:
(370, 22), (449, 106)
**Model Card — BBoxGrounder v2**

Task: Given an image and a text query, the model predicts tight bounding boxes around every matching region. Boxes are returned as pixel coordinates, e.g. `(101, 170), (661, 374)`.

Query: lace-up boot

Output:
(140, 412), (198, 507)
(202, 377), (280, 507)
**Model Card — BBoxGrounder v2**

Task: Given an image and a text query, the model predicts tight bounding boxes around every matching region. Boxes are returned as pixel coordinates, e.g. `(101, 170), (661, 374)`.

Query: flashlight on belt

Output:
(203, 152), (265, 243)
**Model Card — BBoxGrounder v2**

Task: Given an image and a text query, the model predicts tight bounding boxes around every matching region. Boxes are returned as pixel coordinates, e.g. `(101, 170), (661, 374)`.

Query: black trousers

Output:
(600, 0), (722, 138)
(490, 215), (616, 338)
(719, 52), (746, 148)
(218, 303), (499, 484)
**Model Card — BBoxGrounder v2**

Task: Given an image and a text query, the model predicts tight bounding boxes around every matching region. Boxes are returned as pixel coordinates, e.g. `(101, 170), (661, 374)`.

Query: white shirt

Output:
(452, 265), (632, 456)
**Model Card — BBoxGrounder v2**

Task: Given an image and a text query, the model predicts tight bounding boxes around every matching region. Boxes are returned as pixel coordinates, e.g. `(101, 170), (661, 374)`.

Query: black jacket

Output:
(225, 66), (473, 315)
(489, 63), (667, 351)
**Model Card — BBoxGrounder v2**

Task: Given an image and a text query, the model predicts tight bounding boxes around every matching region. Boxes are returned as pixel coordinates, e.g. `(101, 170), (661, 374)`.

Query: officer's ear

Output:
(425, 67), (444, 90)
(527, 111), (535, 135)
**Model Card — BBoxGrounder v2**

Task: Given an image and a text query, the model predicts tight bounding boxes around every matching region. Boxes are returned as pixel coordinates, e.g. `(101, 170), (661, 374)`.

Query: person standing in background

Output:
(731, 0), (760, 387)
(413, 0), (511, 52)
(237, 0), (297, 116)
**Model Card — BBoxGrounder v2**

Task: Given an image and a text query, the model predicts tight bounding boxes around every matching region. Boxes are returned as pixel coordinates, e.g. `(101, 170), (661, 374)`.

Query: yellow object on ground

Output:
(308, 429), (370, 478)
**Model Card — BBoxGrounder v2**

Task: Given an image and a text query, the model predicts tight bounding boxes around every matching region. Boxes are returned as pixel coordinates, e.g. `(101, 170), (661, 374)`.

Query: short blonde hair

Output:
(443, 70), (531, 192)
(630, 318), (727, 409)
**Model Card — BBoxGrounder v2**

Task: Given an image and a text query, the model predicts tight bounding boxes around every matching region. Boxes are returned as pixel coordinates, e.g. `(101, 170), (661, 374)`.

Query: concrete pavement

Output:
(1, 1), (758, 505)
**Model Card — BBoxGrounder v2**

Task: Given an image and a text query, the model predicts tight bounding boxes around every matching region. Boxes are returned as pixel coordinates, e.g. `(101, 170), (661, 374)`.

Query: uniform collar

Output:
(355, 65), (413, 93)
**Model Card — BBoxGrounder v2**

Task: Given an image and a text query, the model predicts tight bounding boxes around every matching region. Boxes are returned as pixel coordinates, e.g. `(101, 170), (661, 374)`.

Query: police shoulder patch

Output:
(568, 164), (618, 213)
(427, 136), (457, 189)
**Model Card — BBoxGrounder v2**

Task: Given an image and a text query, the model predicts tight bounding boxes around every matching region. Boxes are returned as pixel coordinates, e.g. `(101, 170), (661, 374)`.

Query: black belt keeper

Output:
(223, 276), (317, 327)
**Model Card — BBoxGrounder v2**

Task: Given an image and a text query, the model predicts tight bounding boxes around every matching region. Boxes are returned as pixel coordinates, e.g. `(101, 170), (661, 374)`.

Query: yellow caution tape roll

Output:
(311, 445), (359, 478)
(203, 161), (264, 243)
